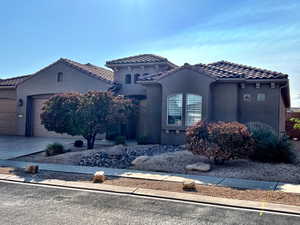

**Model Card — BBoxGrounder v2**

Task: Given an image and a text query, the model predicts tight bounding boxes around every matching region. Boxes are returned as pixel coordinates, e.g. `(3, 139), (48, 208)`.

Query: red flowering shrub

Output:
(186, 121), (254, 164)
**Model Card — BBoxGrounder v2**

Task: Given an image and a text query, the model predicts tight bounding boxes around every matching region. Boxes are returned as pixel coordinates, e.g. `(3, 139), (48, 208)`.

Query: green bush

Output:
(186, 121), (254, 164)
(247, 123), (294, 163)
(114, 136), (126, 145)
(74, 140), (84, 147)
(137, 136), (149, 145)
(45, 143), (65, 156)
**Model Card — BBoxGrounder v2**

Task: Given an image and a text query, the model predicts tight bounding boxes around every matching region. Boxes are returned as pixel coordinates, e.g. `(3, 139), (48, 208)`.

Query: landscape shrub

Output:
(186, 121), (254, 164)
(247, 123), (294, 163)
(74, 140), (84, 148)
(286, 118), (300, 139)
(114, 136), (126, 145)
(137, 136), (149, 145)
(45, 143), (65, 156)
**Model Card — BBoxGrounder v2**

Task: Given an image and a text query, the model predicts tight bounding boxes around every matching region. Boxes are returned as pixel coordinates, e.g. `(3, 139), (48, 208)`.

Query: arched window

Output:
(186, 94), (202, 126)
(134, 74), (140, 83)
(167, 94), (183, 126)
(125, 74), (131, 84)
(57, 72), (63, 82)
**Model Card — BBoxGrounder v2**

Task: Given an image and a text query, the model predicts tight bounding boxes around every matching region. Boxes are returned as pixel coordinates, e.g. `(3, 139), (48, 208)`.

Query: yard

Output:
(13, 140), (300, 184)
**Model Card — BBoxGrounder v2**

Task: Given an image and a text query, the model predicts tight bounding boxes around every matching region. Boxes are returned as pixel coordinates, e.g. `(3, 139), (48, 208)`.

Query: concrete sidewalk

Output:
(0, 159), (299, 194)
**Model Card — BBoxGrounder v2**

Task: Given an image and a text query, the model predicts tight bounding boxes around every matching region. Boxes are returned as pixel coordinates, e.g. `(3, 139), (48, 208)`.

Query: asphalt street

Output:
(0, 180), (299, 225)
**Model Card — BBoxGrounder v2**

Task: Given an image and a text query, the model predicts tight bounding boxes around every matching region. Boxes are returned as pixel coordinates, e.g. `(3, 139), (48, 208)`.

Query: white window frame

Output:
(185, 94), (202, 127)
(167, 93), (183, 126)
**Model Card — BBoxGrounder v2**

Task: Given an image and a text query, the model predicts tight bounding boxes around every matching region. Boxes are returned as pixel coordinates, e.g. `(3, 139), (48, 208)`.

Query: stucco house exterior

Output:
(0, 54), (290, 144)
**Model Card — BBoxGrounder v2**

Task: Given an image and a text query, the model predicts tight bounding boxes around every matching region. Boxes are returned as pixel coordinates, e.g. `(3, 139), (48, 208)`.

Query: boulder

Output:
(25, 165), (39, 174)
(185, 162), (211, 172)
(92, 171), (105, 183)
(182, 180), (196, 191)
(131, 156), (150, 166)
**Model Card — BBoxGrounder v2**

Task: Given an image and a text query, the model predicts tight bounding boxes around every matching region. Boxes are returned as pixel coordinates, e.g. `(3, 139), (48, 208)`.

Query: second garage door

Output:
(0, 99), (16, 135)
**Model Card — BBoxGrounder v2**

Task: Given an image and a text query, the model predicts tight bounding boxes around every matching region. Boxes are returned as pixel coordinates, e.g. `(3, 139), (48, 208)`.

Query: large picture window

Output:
(167, 94), (183, 126)
(186, 94), (202, 126)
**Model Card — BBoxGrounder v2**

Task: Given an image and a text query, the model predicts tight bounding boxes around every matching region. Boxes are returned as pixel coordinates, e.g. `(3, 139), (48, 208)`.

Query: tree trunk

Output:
(86, 134), (96, 149)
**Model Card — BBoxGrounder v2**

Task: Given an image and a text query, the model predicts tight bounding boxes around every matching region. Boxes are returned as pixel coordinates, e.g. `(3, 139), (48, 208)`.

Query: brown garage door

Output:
(32, 98), (70, 137)
(0, 99), (17, 135)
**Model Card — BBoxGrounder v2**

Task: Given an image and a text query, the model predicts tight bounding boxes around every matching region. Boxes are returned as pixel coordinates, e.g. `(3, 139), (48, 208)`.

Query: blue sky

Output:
(0, 0), (299, 106)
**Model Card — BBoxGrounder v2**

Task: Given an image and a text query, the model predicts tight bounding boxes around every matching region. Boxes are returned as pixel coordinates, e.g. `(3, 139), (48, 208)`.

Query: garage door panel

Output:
(0, 99), (16, 135)
(0, 100), (16, 113)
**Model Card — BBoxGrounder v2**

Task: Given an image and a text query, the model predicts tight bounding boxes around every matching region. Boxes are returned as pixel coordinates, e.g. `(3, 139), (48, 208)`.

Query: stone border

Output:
(0, 174), (300, 216)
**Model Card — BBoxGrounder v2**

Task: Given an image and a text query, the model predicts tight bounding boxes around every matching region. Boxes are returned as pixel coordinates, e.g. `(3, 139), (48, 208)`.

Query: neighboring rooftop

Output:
(0, 75), (32, 87)
(139, 60), (289, 81)
(106, 54), (177, 68)
(60, 58), (114, 83)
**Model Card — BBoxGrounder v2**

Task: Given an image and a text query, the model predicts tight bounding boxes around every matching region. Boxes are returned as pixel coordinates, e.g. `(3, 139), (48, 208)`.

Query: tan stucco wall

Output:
(158, 69), (215, 145)
(16, 61), (112, 136)
(238, 83), (280, 132)
(113, 64), (169, 96)
(212, 83), (239, 122)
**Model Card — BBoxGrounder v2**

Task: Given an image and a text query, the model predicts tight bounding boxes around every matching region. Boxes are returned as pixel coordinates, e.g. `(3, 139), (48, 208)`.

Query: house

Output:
(0, 54), (290, 144)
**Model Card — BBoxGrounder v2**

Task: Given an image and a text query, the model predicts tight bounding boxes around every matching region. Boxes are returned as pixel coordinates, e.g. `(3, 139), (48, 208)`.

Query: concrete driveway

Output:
(0, 136), (77, 160)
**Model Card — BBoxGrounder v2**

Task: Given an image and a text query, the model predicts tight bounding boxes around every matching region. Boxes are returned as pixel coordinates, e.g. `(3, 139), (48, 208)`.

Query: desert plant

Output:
(247, 123), (294, 163)
(286, 119), (300, 139)
(114, 136), (126, 145)
(137, 136), (149, 145)
(186, 121), (254, 164)
(290, 118), (300, 130)
(74, 140), (84, 148)
(45, 143), (64, 156)
(41, 91), (136, 149)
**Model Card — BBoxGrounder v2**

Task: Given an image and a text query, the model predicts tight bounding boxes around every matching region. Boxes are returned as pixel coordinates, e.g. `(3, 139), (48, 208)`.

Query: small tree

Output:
(41, 91), (135, 149)
(186, 121), (254, 164)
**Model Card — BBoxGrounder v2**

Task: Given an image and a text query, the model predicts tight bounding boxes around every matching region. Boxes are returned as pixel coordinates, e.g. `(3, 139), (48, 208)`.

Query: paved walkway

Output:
(0, 159), (299, 194)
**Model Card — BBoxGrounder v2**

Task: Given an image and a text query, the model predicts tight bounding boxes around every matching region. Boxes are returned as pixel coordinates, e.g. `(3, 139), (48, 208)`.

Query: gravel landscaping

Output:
(14, 141), (300, 184)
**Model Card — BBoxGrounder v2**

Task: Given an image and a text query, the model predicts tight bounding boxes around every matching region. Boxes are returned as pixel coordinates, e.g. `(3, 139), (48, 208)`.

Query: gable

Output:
(17, 60), (112, 97)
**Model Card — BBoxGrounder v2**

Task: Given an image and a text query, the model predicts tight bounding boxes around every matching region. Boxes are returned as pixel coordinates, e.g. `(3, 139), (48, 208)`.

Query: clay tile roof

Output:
(106, 54), (177, 68)
(138, 60), (288, 82)
(61, 58), (114, 83)
(0, 74), (32, 87)
(207, 61), (288, 79)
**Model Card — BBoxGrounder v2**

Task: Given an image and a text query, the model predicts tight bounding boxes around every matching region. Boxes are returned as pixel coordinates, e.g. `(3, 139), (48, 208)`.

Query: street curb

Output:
(0, 175), (300, 216)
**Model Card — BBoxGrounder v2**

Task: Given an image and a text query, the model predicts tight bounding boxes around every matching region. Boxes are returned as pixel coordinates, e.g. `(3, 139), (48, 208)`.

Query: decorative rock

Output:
(182, 180), (196, 191)
(92, 171), (105, 183)
(293, 138), (299, 141)
(25, 165), (39, 174)
(185, 162), (211, 172)
(131, 156), (149, 166)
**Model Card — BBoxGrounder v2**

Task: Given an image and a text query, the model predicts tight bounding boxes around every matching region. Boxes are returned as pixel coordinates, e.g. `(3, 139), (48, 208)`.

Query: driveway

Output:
(0, 136), (77, 160)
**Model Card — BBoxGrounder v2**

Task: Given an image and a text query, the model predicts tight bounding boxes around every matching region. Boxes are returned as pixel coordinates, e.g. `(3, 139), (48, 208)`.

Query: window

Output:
(125, 74), (131, 84)
(186, 94), (202, 126)
(57, 72), (63, 82)
(257, 93), (266, 101)
(167, 94), (183, 126)
(134, 74), (140, 83)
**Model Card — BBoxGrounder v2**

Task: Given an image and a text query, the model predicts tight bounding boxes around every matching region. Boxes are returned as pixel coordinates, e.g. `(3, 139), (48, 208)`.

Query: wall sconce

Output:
(18, 99), (23, 107)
